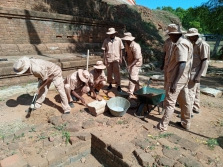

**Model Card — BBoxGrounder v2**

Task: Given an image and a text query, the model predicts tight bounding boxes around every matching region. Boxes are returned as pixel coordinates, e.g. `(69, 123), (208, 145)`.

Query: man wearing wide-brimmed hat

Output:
(185, 28), (210, 115)
(102, 27), (124, 92)
(161, 24), (175, 89)
(121, 32), (142, 98)
(156, 24), (193, 131)
(64, 69), (90, 107)
(87, 61), (107, 97)
(13, 57), (71, 114)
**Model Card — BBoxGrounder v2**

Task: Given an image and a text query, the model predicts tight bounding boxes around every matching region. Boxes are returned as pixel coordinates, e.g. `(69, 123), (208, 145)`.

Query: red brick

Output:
(0, 154), (28, 167)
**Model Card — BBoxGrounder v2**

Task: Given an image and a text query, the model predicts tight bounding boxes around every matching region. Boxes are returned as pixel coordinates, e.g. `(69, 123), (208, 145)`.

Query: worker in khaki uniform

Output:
(13, 57), (71, 114)
(121, 32), (142, 98)
(185, 28), (210, 114)
(157, 24), (193, 131)
(160, 24), (175, 89)
(87, 61), (107, 97)
(64, 69), (90, 107)
(102, 27), (124, 92)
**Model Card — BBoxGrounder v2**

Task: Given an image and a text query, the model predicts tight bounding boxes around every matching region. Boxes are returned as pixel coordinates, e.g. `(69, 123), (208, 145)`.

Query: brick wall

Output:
(0, 7), (124, 56)
(0, 0), (116, 21)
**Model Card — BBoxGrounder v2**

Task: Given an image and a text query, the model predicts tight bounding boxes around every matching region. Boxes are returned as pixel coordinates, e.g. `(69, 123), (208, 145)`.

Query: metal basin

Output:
(107, 97), (130, 117)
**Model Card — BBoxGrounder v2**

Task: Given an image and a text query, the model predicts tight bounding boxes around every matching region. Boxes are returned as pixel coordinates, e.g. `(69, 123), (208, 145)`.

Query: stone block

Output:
(82, 120), (95, 129)
(177, 138), (199, 152)
(137, 153), (155, 167)
(178, 156), (203, 167)
(158, 156), (176, 167)
(167, 134), (182, 144)
(75, 132), (91, 141)
(162, 147), (182, 160)
(91, 132), (111, 149)
(200, 87), (222, 98)
(108, 142), (135, 159)
(26, 154), (48, 167)
(87, 100), (107, 116)
(114, 155), (130, 167)
(0, 154), (28, 167)
(134, 149), (144, 157)
(48, 116), (63, 126)
(65, 124), (80, 133)
(69, 137), (79, 145)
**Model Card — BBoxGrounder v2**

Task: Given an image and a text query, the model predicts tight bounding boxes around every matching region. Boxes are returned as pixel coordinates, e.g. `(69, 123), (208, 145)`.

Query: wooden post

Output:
(86, 49), (89, 71)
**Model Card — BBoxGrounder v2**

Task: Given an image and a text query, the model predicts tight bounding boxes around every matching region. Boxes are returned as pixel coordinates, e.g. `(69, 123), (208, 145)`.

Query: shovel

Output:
(25, 93), (38, 118)
(122, 56), (140, 86)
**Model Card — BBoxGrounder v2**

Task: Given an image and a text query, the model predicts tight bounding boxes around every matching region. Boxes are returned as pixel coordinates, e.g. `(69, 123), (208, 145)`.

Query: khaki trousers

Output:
(128, 65), (140, 95)
(193, 83), (200, 112)
(64, 84), (89, 103)
(106, 61), (121, 86)
(35, 75), (71, 113)
(94, 81), (106, 91)
(157, 82), (191, 131)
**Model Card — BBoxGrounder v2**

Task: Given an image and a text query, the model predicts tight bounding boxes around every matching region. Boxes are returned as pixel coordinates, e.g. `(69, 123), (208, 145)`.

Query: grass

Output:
(54, 123), (70, 145)
(206, 138), (219, 150)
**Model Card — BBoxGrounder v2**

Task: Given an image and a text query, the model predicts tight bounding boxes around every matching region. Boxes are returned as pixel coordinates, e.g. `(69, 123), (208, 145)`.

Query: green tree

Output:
(194, 0), (223, 56)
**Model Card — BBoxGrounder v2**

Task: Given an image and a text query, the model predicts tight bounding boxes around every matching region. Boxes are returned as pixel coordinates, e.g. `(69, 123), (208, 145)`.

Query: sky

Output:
(136, 0), (208, 9)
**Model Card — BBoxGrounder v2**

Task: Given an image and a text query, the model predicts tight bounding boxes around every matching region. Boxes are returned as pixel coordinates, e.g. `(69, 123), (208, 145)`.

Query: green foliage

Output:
(62, 131), (70, 145)
(206, 138), (219, 149)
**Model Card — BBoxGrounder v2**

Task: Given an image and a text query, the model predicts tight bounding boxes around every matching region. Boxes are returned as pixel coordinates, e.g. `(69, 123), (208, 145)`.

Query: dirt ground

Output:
(0, 62), (223, 166)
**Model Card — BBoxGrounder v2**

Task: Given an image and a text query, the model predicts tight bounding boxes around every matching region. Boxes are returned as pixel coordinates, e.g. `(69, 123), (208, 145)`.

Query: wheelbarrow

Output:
(134, 86), (165, 119)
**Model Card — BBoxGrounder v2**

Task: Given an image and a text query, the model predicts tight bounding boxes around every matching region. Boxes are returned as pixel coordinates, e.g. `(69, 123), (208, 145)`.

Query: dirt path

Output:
(0, 70), (222, 166)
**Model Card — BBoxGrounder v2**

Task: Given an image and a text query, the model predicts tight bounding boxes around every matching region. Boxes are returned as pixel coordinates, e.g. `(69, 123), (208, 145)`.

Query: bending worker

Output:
(13, 57), (71, 114)
(64, 69), (91, 107)
(121, 32), (142, 98)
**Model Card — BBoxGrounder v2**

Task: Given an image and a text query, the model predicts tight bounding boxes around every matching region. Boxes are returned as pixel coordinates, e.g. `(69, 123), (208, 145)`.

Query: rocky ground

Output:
(0, 62), (222, 167)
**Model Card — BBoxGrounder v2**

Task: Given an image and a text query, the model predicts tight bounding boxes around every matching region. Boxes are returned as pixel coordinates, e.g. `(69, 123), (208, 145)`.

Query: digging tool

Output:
(122, 56), (140, 86)
(25, 93), (38, 118)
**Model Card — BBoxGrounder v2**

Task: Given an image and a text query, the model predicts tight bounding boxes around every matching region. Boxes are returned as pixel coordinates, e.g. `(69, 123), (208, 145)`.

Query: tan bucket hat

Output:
(167, 24), (186, 34)
(94, 61), (106, 70)
(78, 69), (90, 83)
(106, 28), (117, 35)
(121, 32), (135, 41)
(185, 28), (200, 37)
(13, 56), (30, 75)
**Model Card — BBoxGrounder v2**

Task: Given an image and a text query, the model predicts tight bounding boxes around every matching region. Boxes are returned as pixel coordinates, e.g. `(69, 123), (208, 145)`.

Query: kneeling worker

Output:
(64, 69), (90, 107)
(88, 61), (107, 96)
(13, 57), (71, 114)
